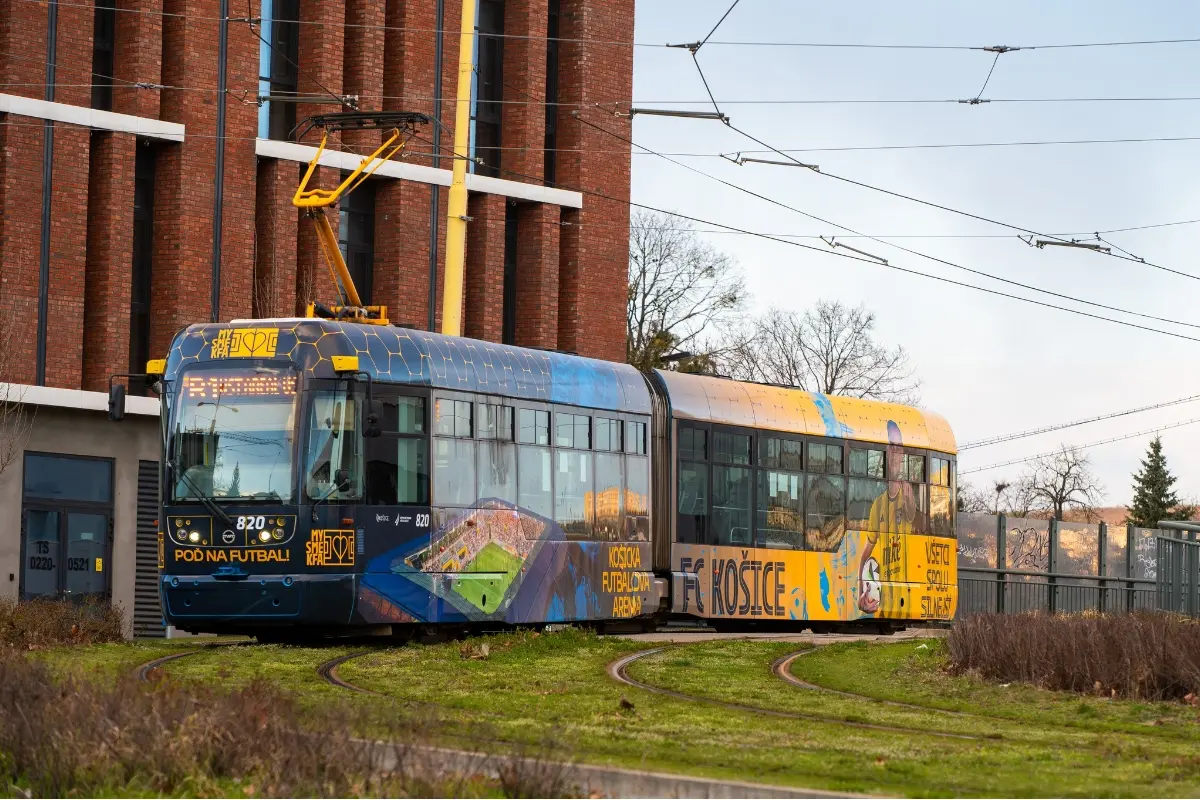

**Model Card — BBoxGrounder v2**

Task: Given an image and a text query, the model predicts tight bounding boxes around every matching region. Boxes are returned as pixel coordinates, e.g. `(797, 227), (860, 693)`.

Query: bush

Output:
(0, 597), (125, 649)
(947, 612), (1200, 700)
(0, 649), (578, 797)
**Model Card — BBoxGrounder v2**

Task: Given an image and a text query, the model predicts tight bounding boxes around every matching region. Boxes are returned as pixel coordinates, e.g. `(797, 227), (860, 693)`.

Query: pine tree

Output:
(1127, 436), (1193, 527)
(227, 463), (241, 498)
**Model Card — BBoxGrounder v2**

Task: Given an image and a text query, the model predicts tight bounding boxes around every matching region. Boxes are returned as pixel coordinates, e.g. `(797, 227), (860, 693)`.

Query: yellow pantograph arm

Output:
(293, 127), (406, 210)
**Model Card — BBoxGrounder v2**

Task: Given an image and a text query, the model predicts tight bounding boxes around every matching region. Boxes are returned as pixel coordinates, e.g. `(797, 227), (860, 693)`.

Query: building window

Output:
(543, 0), (560, 185)
(128, 141), (155, 388)
(91, 0), (116, 111)
(502, 202), (518, 344)
(471, 0), (504, 177)
(338, 178), (375, 305)
(21, 454), (113, 602)
(257, 0), (300, 140)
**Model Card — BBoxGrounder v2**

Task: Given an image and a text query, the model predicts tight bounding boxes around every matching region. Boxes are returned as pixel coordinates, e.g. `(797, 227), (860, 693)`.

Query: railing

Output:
(958, 568), (1156, 615)
(1157, 536), (1200, 615)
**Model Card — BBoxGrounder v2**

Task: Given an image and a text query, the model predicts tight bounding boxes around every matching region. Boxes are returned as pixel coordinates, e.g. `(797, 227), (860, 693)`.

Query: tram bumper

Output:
(161, 573), (356, 627)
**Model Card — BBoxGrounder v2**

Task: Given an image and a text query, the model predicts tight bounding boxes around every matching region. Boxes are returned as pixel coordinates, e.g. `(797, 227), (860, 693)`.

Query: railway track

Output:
(607, 647), (984, 741)
(772, 649), (974, 717)
(315, 651), (381, 695)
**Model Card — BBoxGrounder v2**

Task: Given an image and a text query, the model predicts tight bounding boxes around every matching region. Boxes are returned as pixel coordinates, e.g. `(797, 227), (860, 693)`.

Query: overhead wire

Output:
(960, 417), (1200, 474)
(11, 0), (1200, 51)
(579, 109), (1200, 333)
(960, 393), (1200, 450)
(405, 116), (1200, 346)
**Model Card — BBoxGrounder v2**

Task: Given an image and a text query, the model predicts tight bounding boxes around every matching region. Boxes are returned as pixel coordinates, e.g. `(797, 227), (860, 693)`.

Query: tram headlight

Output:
(188, 531), (200, 543)
(258, 530), (272, 543)
(272, 528), (284, 540)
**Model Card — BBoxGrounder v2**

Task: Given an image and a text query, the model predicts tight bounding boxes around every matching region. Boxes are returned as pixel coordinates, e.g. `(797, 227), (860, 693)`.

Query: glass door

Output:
(22, 510), (60, 599)
(65, 512), (108, 601)
(21, 508), (110, 602)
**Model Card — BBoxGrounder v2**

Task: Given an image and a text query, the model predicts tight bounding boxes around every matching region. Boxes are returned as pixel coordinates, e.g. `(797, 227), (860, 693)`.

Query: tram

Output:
(107, 113), (957, 639)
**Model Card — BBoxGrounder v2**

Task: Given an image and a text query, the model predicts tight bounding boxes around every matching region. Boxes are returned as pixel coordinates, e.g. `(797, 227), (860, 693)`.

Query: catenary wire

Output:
(715, 116), (1200, 282)
(960, 393), (1200, 449)
(11, 0), (1200, 51)
(403, 124), (1200, 346)
(960, 417), (1200, 474)
(575, 109), (1200, 331)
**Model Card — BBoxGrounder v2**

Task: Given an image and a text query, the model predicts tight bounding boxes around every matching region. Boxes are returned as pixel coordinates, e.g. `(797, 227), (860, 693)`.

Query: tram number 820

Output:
(236, 516), (269, 531)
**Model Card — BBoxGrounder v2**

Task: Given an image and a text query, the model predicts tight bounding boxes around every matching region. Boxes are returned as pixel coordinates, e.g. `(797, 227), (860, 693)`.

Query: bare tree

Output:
(722, 302), (920, 403)
(956, 481), (993, 513)
(0, 315), (35, 478)
(627, 210), (746, 372)
(1020, 445), (1104, 520)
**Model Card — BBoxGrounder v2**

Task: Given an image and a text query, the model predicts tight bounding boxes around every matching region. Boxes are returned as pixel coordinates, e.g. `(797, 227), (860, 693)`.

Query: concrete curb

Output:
(359, 739), (866, 798)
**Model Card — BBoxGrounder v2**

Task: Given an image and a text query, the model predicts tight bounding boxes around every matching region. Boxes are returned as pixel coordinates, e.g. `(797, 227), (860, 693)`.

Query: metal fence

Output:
(1157, 535), (1200, 615)
(957, 514), (1159, 615)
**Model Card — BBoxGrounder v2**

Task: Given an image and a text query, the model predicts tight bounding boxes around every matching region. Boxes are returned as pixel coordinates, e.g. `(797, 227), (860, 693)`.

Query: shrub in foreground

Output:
(0, 597), (125, 649)
(947, 611), (1200, 700)
(0, 650), (573, 797)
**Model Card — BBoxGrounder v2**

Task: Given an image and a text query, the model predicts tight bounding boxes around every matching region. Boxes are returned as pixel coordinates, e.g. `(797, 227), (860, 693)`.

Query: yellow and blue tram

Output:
(133, 319), (956, 637)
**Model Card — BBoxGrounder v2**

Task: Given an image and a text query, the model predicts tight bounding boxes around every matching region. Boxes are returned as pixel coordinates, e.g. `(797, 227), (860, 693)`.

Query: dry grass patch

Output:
(948, 612), (1200, 700)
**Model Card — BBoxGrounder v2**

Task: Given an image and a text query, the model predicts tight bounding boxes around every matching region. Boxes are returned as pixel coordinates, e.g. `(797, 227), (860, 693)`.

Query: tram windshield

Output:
(169, 367), (299, 503)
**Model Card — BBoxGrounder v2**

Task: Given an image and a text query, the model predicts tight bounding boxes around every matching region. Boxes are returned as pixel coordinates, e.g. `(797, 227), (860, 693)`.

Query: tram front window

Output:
(170, 368), (299, 502)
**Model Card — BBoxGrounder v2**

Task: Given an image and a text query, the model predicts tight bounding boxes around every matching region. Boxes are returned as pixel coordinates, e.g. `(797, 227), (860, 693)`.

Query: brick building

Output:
(0, 0), (634, 633)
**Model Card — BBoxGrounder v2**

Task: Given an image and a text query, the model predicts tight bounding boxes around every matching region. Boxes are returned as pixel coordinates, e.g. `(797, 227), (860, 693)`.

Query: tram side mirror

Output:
(335, 468), (351, 490)
(108, 383), (126, 422)
(365, 399), (382, 438)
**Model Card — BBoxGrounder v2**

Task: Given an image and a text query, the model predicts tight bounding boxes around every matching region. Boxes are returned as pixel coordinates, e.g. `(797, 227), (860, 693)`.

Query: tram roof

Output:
(166, 319), (652, 415)
(655, 370), (956, 455)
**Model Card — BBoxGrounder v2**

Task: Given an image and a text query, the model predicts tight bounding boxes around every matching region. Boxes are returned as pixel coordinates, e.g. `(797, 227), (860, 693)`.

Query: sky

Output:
(628, 1), (1200, 506)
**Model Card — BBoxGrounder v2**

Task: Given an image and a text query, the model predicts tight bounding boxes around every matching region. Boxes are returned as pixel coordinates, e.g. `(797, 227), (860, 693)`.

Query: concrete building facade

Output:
(0, 0), (634, 635)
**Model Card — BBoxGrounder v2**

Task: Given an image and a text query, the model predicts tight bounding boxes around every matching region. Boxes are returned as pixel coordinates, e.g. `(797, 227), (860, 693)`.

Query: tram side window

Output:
(555, 449), (593, 539)
(678, 427), (705, 460)
(596, 418), (623, 452)
(761, 437), (802, 471)
(677, 425), (708, 544)
(518, 408), (550, 445)
(434, 438), (476, 507)
(477, 403), (514, 440)
(517, 444), (552, 520)
(808, 442), (843, 475)
(365, 395), (429, 505)
(434, 399), (472, 438)
(594, 452), (623, 540)
(555, 412), (590, 450)
(758, 469), (803, 550)
(627, 421), (647, 455)
(713, 461), (752, 546)
(805, 473), (846, 552)
(714, 432), (751, 466)
(305, 392), (363, 501)
(929, 456), (954, 538)
(847, 446), (886, 532)
(478, 439), (516, 504)
(626, 453), (649, 541)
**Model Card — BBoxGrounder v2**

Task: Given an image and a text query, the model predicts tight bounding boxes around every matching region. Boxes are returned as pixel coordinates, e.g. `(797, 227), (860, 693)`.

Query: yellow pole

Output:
(441, 0), (477, 337)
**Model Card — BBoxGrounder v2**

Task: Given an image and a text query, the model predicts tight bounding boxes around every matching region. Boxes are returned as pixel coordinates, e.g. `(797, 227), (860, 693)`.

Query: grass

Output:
(791, 638), (1200, 737)
(22, 629), (1200, 797)
(154, 630), (1200, 797)
(453, 543), (523, 613)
